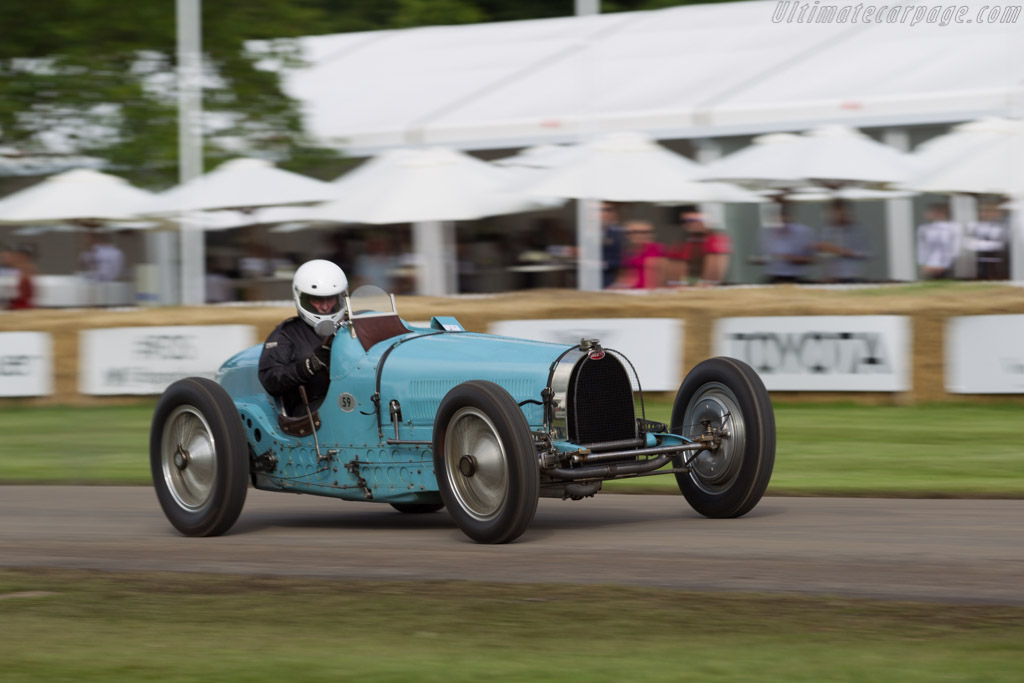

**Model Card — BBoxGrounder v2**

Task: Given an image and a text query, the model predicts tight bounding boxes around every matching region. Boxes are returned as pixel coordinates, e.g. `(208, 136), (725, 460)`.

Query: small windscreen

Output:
(349, 285), (396, 317)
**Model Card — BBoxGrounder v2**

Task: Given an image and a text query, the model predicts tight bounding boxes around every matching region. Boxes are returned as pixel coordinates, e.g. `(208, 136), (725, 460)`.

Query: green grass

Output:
(609, 399), (1024, 497)
(0, 403), (155, 484)
(1, 569), (1022, 682)
(1, 401), (1022, 497)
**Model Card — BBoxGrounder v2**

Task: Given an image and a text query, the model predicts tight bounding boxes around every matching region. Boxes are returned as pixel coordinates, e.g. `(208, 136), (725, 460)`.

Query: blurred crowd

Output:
(0, 196), (1013, 310)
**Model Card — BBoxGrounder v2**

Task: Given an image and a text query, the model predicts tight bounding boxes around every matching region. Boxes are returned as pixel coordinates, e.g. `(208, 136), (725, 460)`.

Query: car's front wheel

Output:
(671, 357), (775, 519)
(433, 380), (539, 543)
(150, 377), (249, 537)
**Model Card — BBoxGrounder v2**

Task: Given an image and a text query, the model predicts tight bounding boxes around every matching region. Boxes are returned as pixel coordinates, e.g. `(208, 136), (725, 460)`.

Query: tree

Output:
(0, 0), (340, 187)
(0, 0), (712, 188)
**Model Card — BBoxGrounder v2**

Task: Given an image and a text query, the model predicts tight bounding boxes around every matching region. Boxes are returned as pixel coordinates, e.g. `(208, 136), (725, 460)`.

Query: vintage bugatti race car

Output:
(150, 286), (775, 544)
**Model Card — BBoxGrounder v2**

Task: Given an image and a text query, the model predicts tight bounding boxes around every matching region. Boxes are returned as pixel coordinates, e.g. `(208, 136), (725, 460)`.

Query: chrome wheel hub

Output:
(161, 405), (218, 511)
(684, 383), (745, 494)
(445, 408), (508, 522)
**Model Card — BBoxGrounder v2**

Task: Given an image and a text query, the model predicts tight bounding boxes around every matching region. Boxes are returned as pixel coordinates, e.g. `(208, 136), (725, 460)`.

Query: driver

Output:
(258, 259), (348, 415)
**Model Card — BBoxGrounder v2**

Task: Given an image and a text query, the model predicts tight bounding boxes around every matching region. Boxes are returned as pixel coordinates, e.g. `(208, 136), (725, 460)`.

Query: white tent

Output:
(702, 125), (919, 188)
(909, 118), (1024, 196)
(269, 1), (1024, 155)
(521, 131), (761, 203)
(312, 147), (542, 224)
(308, 147), (553, 296)
(0, 169), (153, 223)
(142, 158), (338, 214)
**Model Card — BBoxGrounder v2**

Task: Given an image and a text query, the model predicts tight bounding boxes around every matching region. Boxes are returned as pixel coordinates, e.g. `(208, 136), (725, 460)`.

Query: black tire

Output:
(432, 380), (539, 543)
(150, 377), (249, 537)
(390, 502), (445, 514)
(670, 357), (775, 519)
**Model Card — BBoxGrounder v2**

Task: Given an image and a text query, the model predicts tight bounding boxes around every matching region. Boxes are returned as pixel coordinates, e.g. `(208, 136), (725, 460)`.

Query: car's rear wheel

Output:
(433, 380), (539, 543)
(390, 502), (444, 514)
(671, 357), (775, 518)
(150, 377), (249, 537)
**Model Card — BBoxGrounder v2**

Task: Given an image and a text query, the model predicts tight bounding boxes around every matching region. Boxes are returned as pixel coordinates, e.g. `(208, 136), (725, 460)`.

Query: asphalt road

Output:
(2, 486), (1022, 605)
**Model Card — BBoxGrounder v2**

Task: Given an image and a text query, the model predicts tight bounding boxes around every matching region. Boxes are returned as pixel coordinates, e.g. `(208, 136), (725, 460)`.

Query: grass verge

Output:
(1, 568), (1023, 682)
(1, 401), (1022, 497)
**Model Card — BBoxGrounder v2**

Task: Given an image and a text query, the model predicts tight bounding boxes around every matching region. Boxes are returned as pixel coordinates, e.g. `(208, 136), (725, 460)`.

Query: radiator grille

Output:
(566, 355), (636, 444)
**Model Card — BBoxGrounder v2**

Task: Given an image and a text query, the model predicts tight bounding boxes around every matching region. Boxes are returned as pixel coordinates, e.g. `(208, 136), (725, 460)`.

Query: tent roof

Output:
(275, 1), (1024, 154)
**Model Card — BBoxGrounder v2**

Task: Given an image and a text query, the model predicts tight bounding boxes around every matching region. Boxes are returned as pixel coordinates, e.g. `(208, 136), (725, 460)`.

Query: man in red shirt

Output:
(667, 206), (731, 286)
(3, 244), (35, 310)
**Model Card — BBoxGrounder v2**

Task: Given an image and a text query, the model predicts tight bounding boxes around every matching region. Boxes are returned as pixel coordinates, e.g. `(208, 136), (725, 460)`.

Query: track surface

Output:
(2, 487), (1022, 605)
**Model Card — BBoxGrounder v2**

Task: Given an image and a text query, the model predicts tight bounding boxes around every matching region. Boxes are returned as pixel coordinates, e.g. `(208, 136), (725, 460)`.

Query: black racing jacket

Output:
(258, 316), (330, 416)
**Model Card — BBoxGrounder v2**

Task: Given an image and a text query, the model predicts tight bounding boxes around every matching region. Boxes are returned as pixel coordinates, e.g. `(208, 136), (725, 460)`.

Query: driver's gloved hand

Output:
(303, 336), (334, 377)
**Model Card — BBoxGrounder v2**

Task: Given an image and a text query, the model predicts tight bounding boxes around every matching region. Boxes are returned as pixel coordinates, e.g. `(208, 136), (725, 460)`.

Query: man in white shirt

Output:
(80, 231), (124, 282)
(966, 203), (1009, 280)
(917, 203), (961, 280)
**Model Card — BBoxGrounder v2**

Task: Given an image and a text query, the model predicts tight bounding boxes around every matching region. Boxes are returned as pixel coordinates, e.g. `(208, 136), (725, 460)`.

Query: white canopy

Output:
(142, 158), (338, 214)
(702, 125), (919, 188)
(519, 131), (762, 203)
(270, 1), (1024, 154)
(908, 118), (1024, 196)
(311, 147), (545, 224)
(0, 168), (153, 223)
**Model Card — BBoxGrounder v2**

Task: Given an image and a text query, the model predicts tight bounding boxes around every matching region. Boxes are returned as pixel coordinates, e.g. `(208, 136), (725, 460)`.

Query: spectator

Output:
(966, 202), (1009, 280)
(5, 243), (36, 310)
(0, 243), (14, 307)
(354, 233), (398, 291)
(612, 220), (666, 289)
(79, 229), (124, 284)
(666, 206), (732, 286)
(917, 202), (961, 280)
(815, 200), (871, 283)
(600, 202), (626, 288)
(758, 204), (816, 284)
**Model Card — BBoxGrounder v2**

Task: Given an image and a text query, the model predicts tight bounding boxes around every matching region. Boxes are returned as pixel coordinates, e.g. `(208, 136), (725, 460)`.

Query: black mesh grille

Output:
(566, 355), (637, 444)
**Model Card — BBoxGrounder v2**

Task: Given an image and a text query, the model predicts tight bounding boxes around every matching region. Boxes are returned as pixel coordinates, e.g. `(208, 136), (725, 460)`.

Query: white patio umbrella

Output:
(167, 206), (331, 232)
(137, 158), (339, 307)
(908, 118), (1024, 196)
(312, 147), (543, 224)
(702, 125), (918, 188)
(0, 168), (154, 223)
(521, 131), (762, 203)
(310, 147), (549, 296)
(773, 187), (918, 202)
(141, 158), (338, 214)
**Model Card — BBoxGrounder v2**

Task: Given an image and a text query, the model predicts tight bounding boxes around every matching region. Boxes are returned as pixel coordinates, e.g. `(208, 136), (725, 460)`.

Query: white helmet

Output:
(292, 259), (348, 329)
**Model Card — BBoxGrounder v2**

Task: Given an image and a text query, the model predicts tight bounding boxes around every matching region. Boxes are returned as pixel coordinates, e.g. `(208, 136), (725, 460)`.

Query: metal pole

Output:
(575, 0), (602, 292)
(177, 0), (205, 305)
(883, 128), (915, 282)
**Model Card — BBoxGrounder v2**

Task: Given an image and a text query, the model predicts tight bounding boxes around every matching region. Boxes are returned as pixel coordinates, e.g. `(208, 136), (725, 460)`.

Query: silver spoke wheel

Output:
(161, 405), (218, 511)
(684, 382), (745, 495)
(444, 407), (509, 522)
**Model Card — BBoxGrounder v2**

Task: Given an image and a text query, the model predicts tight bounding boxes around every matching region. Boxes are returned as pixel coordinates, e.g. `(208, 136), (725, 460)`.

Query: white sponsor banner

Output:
(946, 315), (1024, 394)
(489, 318), (683, 391)
(0, 332), (53, 397)
(713, 316), (911, 392)
(80, 325), (255, 395)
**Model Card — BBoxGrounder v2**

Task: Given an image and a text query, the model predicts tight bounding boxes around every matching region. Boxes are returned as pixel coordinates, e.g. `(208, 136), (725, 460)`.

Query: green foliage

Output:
(0, 0), (337, 187)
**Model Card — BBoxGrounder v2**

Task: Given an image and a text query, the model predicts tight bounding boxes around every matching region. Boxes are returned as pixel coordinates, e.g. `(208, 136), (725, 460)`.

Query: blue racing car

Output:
(150, 285), (775, 543)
